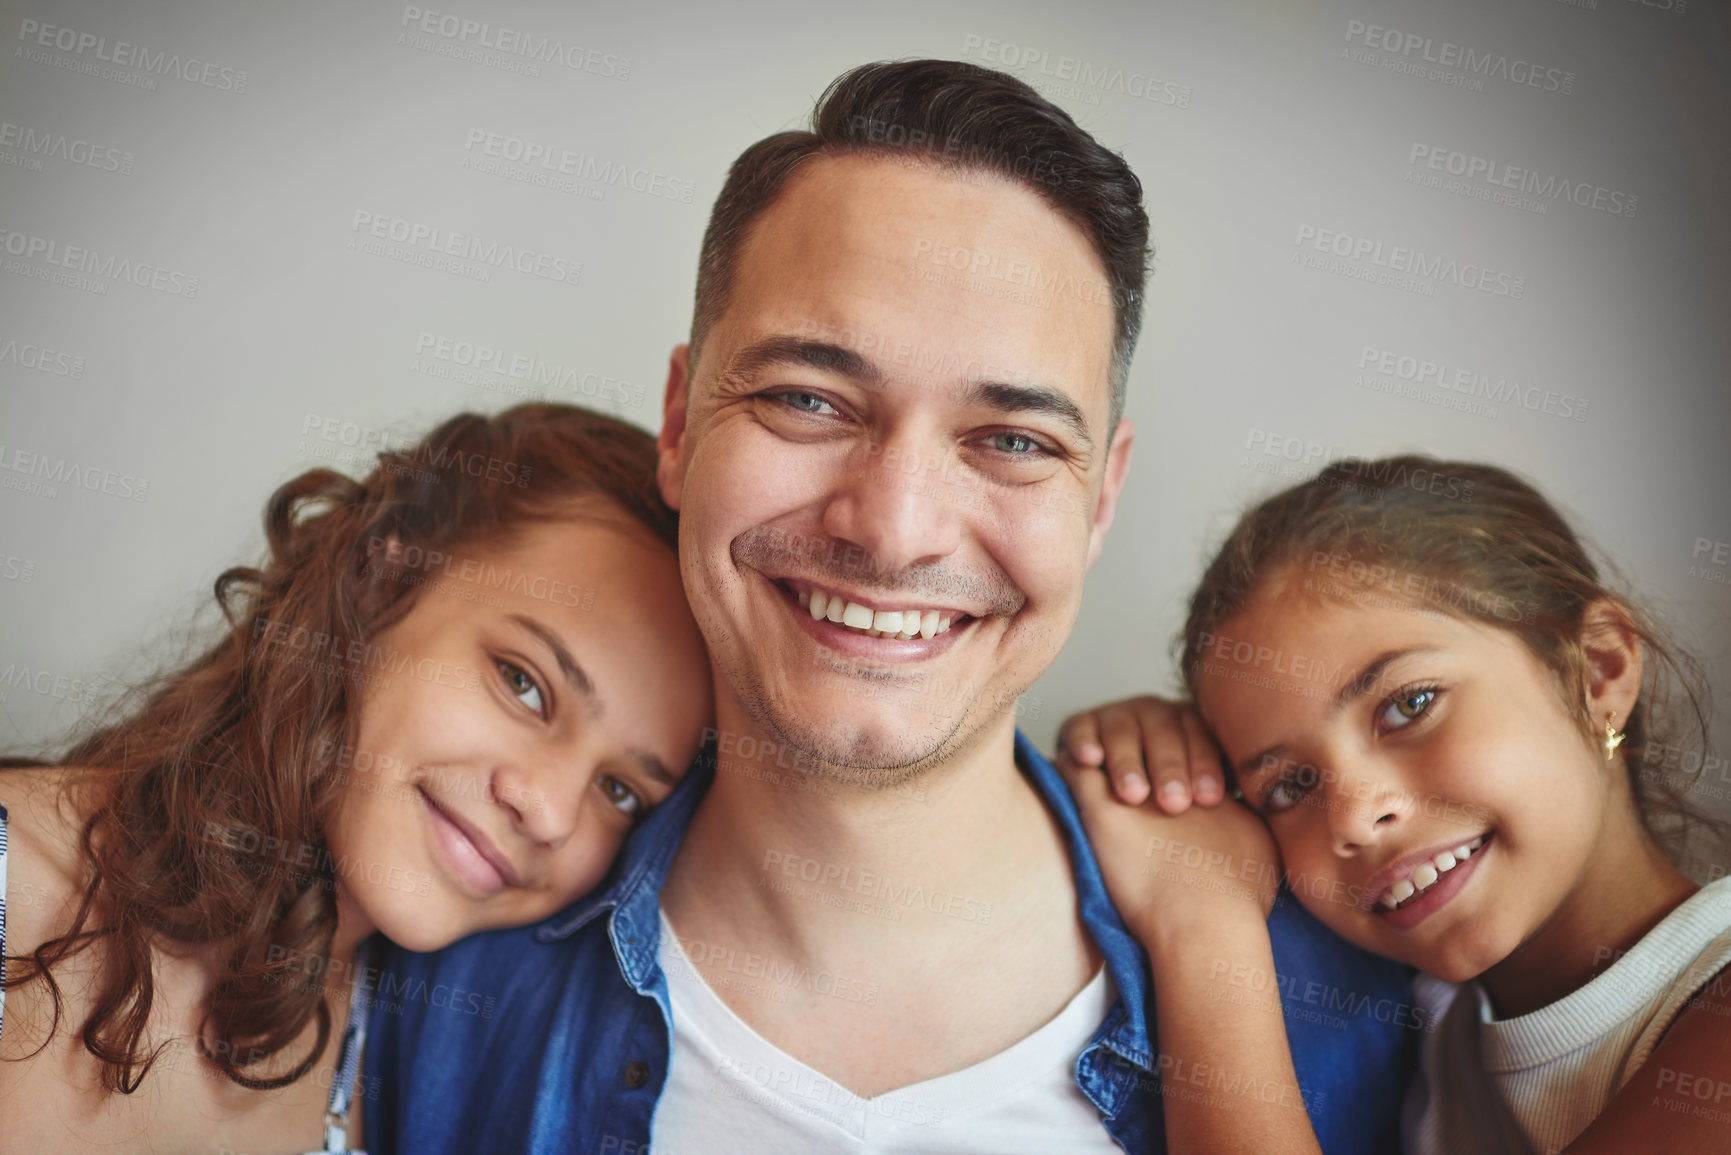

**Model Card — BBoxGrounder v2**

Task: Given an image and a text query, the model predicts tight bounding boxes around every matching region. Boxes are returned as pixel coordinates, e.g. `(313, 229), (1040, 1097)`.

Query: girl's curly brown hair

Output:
(3, 402), (674, 1093)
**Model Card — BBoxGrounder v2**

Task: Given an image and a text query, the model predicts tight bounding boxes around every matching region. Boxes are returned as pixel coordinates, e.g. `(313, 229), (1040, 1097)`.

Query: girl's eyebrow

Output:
(631, 749), (677, 788)
(507, 613), (599, 713)
(1333, 647), (1440, 709)
(1231, 646), (1443, 779)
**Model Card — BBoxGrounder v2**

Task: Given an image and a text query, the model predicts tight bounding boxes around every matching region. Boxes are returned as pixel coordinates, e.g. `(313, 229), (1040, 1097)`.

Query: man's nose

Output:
(819, 435), (964, 575)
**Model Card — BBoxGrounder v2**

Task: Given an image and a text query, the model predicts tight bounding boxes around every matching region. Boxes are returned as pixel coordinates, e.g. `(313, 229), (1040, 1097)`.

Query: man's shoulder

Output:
(375, 905), (609, 993)
(1266, 888), (1404, 977)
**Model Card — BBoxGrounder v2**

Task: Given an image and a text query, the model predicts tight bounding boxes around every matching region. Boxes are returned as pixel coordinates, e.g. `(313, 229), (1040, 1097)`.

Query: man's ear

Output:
(1581, 597), (1644, 749)
(657, 344), (692, 511)
(1085, 417), (1135, 570)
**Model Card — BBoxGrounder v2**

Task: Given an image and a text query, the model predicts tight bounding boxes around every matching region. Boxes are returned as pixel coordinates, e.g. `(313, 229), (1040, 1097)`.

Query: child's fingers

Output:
(1098, 706), (1153, 805)
(1058, 711), (1106, 767)
(1139, 702), (1195, 814)
(1182, 708), (1228, 807)
(1056, 745), (1122, 820)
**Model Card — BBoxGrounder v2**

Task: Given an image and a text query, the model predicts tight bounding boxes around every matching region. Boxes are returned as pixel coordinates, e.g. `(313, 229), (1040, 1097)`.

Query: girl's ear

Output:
(1580, 597), (1644, 733)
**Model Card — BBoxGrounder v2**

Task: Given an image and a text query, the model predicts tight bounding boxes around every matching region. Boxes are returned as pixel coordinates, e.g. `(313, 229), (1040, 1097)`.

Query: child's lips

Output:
(1371, 831), (1494, 930)
(1370, 832), (1491, 912)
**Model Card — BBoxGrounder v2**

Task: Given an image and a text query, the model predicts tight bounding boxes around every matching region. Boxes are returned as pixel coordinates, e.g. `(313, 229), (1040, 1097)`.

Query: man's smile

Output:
(761, 571), (982, 661)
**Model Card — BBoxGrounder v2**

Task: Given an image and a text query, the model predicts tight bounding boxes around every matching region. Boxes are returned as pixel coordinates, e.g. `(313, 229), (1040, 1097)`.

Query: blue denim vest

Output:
(364, 732), (1415, 1153)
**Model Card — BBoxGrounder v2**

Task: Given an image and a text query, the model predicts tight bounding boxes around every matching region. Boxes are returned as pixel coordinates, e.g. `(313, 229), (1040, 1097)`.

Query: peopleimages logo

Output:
(0, 443), (149, 501)
(1356, 346), (1588, 422)
(398, 6), (629, 79)
(1408, 144), (1636, 218)
(348, 211), (581, 286)
(461, 129), (694, 203)
(0, 336), (85, 378)
(1293, 225), (1526, 299)
(15, 19), (248, 92)
(1342, 19), (1575, 96)
(413, 331), (647, 407)
(961, 34), (1191, 108)
(0, 121), (134, 175)
(0, 227), (200, 297)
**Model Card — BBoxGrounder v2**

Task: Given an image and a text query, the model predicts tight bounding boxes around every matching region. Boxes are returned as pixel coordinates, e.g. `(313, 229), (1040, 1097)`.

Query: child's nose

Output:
(488, 757), (584, 850)
(1325, 764), (1408, 854)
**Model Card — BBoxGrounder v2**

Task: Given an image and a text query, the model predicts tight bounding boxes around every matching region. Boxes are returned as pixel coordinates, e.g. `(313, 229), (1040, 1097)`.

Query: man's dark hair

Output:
(689, 59), (1152, 433)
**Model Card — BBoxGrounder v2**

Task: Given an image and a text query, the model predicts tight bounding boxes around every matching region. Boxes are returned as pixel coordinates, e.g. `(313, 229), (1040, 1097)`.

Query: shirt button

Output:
(624, 1061), (650, 1089)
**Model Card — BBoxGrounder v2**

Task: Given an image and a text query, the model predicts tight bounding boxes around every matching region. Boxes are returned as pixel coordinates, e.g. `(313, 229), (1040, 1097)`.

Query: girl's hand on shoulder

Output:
(1057, 726), (1280, 949)
(1056, 694), (1226, 812)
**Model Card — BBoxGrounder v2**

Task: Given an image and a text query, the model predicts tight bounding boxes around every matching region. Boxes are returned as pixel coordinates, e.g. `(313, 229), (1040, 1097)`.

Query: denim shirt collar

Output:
(533, 730), (1156, 1073)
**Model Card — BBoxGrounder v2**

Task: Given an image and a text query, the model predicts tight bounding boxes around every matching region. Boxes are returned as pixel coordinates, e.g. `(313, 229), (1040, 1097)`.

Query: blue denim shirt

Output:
(364, 732), (1415, 1154)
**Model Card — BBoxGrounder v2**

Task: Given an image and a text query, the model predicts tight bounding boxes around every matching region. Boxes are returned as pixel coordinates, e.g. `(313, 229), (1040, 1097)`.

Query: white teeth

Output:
(1382, 834), (1490, 911)
(797, 586), (963, 641)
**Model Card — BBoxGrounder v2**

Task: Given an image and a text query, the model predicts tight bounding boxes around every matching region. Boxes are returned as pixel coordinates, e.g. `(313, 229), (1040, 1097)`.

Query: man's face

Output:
(658, 154), (1134, 780)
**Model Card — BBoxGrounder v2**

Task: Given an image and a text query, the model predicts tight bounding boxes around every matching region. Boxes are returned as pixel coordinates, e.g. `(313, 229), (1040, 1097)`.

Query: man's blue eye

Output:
(783, 391), (832, 413)
(991, 432), (1041, 455)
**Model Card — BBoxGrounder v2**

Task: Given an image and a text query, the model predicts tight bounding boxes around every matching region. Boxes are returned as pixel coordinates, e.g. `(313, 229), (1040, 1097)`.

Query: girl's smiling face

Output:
(1194, 567), (1641, 983)
(326, 499), (714, 952)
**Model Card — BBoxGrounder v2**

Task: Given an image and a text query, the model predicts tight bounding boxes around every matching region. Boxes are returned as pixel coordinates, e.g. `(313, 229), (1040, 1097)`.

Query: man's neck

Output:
(661, 704), (1102, 1096)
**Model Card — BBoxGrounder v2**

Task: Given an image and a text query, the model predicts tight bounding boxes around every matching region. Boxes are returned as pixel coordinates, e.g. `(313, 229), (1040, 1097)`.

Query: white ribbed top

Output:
(1403, 875), (1731, 1155)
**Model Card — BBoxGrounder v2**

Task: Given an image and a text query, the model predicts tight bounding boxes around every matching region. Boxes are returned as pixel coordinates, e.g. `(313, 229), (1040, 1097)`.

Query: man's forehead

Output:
(745, 152), (1095, 267)
(712, 153), (1116, 416)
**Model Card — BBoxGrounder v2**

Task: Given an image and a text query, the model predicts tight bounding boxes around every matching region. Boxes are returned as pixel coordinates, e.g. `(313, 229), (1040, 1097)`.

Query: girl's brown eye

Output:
(598, 773), (643, 816)
(498, 661), (545, 716)
(1379, 687), (1437, 730)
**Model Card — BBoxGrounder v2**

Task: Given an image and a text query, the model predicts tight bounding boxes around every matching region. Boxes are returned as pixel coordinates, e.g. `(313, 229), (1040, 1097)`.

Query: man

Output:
(364, 59), (1414, 1153)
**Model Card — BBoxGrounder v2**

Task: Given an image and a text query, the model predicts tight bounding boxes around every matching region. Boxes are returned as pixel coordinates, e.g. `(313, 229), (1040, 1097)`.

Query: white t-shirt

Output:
(1404, 875), (1731, 1155)
(651, 907), (1124, 1154)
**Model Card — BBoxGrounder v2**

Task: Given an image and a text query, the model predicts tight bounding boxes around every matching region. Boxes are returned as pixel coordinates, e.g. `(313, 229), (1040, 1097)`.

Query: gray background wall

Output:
(4, 0), (1728, 871)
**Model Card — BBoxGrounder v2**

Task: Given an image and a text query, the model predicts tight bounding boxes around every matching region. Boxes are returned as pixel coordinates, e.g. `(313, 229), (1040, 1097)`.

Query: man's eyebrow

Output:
(1231, 647), (1439, 779)
(722, 335), (1095, 450)
(959, 379), (1094, 452)
(722, 337), (884, 387)
(507, 614), (598, 711)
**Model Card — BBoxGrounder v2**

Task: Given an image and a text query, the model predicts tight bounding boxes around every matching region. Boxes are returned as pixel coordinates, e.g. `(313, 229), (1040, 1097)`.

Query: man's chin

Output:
(743, 701), (964, 787)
